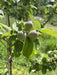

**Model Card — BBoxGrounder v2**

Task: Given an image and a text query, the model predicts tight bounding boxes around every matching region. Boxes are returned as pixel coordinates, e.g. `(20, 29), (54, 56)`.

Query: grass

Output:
(0, 60), (57, 75)
(45, 24), (57, 31)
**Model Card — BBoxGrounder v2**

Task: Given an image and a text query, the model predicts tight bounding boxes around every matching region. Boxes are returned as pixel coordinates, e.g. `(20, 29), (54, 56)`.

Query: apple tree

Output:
(0, 0), (57, 75)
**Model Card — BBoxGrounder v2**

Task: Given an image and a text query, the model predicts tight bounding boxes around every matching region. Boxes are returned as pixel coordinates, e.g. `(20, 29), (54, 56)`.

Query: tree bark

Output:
(6, 12), (12, 75)
(7, 44), (12, 75)
(6, 12), (10, 27)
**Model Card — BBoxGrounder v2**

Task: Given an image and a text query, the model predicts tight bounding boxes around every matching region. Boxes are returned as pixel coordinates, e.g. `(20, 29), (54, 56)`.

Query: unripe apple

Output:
(28, 30), (39, 40)
(25, 21), (33, 31)
(17, 31), (26, 42)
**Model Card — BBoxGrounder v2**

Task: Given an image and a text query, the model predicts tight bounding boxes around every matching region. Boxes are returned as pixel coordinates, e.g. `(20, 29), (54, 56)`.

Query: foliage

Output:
(40, 28), (57, 38)
(13, 40), (23, 57)
(29, 49), (57, 74)
(39, 34), (57, 53)
(0, 21), (38, 58)
(0, 40), (7, 60)
(31, 0), (57, 16)
(33, 21), (41, 30)
(0, 19), (57, 74)
(23, 37), (37, 59)
(0, 0), (57, 75)
(0, 0), (35, 21)
(49, 14), (57, 26)
(31, 0), (48, 16)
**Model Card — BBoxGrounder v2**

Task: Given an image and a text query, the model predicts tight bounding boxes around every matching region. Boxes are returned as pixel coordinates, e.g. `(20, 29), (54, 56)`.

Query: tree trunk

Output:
(6, 12), (10, 27)
(7, 44), (12, 75)
(6, 12), (12, 75)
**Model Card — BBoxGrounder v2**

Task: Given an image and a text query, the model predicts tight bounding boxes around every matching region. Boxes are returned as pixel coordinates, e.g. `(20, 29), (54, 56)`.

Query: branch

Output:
(12, 60), (27, 67)
(0, 59), (57, 67)
(0, 60), (27, 67)
(2, 37), (7, 42)
(41, 6), (57, 28)
(0, 39), (7, 48)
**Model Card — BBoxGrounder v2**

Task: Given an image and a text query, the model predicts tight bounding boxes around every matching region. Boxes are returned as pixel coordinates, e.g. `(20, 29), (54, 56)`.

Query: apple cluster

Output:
(17, 21), (39, 42)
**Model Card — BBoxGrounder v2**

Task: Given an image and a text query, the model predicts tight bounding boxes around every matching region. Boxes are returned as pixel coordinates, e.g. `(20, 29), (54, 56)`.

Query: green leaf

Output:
(13, 40), (23, 57)
(31, 5), (37, 9)
(23, 37), (37, 59)
(0, 25), (6, 31)
(2, 32), (10, 37)
(42, 65), (47, 74)
(3, 68), (8, 75)
(0, 10), (4, 19)
(0, 32), (2, 38)
(44, 7), (47, 14)
(40, 28), (57, 38)
(12, 22), (18, 31)
(0, 31), (3, 34)
(33, 21), (41, 30)
(8, 35), (17, 47)
(0, 23), (12, 31)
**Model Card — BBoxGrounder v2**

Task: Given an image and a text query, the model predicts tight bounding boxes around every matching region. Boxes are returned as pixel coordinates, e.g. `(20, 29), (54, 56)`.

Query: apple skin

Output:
(25, 21), (33, 31)
(17, 31), (26, 42)
(28, 30), (39, 40)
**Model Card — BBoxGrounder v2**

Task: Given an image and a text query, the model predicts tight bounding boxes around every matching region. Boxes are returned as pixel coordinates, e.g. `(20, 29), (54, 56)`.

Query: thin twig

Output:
(41, 6), (57, 28)
(12, 60), (27, 67)
(0, 59), (27, 67)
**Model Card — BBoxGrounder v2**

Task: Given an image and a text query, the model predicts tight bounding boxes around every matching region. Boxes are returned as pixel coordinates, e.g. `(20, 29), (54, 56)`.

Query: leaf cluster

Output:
(29, 50), (57, 74)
